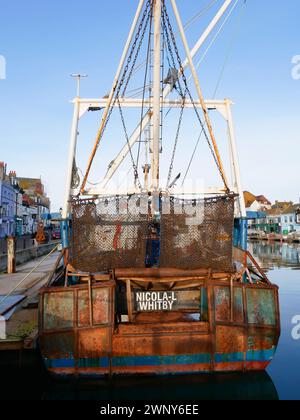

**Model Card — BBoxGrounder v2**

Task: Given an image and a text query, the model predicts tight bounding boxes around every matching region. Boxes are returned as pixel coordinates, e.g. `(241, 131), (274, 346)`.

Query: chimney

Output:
(9, 170), (17, 186)
(0, 162), (7, 181)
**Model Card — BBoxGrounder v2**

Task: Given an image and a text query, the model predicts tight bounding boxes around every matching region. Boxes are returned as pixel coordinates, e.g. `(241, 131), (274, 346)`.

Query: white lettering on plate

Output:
(136, 291), (178, 312)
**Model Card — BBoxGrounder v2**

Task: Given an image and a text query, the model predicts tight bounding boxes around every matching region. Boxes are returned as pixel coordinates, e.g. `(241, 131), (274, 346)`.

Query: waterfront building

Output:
(264, 205), (300, 235)
(246, 211), (267, 232)
(272, 201), (294, 211)
(246, 197), (300, 236)
(0, 163), (17, 238)
(264, 208), (283, 234)
(296, 208), (300, 225)
(16, 177), (50, 228)
(244, 191), (271, 212)
(248, 204), (300, 235)
(8, 171), (24, 237)
(22, 194), (38, 235)
(0, 165), (51, 237)
(276, 204), (300, 235)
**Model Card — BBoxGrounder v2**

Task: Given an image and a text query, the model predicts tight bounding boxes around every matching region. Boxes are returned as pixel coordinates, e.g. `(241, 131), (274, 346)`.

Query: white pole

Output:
(228, 126), (235, 189)
(164, 0), (234, 99)
(170, 0), (229, 190)
(62, 98), (80, 219)
(80, 0), (147, 193)
(71, 74), (88, 98)
(188, 0), (234, 68)
(225, 99), (246, 217)
(100, 0), (234, 189)
(63, 74), (88, 218)
(152, 0), (161, 194)
(71, 74), (88, 97)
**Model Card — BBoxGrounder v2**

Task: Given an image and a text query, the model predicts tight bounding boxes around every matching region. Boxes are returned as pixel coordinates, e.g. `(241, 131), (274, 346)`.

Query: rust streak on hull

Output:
(39, 268), (280, 377)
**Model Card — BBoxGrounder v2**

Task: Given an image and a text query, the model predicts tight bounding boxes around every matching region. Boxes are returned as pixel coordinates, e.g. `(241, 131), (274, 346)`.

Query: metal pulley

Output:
(163, 67), (178, 90)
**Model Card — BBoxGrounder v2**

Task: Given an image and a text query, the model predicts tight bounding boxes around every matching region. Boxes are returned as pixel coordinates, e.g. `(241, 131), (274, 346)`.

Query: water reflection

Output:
(43, 372), (278, 401)
(248, 240), (300, 270)
(0, 360), (278, 401)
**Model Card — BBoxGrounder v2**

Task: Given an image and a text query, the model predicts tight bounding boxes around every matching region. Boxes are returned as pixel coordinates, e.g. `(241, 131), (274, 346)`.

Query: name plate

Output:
(135, 291), (178, 312)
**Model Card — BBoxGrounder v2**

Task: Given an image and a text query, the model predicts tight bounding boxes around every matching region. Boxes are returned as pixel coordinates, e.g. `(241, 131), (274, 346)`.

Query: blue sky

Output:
(0, 0), (299, 211)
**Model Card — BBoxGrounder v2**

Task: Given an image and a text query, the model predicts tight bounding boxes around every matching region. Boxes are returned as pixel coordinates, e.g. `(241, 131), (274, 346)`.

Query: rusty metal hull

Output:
(39, 276), (280, 377)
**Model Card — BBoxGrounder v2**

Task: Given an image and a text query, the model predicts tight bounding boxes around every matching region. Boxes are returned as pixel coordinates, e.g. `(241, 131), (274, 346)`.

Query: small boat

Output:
(39, 0), (280, 377)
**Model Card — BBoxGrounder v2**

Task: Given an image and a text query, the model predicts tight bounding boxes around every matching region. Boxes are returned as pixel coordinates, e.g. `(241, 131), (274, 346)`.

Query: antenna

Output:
(71, 74), (88, 97)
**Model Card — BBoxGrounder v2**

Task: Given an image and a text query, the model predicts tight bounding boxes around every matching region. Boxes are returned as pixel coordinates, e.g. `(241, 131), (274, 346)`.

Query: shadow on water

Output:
(0, 353), (278, 401)
(43, 372), (279, 401)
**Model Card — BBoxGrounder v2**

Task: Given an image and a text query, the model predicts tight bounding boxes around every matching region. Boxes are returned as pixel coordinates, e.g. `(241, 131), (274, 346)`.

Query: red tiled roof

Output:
(256, 195), (271, 205)
(243, 191), (257, 208)
(243, 191), (271, 208)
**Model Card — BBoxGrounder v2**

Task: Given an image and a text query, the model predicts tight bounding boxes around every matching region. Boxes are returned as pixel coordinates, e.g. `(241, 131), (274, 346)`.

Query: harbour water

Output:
(0, 240), (299, 400)
(249, 240), (300, 400)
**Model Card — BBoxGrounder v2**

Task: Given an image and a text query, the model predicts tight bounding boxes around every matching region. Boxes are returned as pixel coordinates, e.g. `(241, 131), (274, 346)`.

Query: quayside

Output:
(39, 0), (280, 377)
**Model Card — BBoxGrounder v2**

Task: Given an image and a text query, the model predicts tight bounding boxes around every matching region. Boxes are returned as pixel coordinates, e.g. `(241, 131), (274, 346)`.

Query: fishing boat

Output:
(39, 0), (280, 377)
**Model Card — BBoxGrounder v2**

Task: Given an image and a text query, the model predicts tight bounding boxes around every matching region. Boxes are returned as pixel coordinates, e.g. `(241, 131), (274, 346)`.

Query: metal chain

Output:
(90, 0), (151, 191)
(136, 0), (154, 170)
(166, 97), (185, 187)
(122, 0), (152, 97)
(94, 0), (152, 152)
(162, 2), (226, 186)
(117, 98), (143, 190)
(162, 10), (185, 98)
(114, 1), (152, 190)
(162, 12), (186, 187)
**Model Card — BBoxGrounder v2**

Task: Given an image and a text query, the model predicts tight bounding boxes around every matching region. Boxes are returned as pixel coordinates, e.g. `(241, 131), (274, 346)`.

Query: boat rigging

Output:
(39, 0), (280, 378)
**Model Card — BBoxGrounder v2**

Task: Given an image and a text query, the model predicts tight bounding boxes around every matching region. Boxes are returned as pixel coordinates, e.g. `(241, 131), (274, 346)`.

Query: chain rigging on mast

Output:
(182, 0), (246, 187)
(79, 0), (151, 194)
(136, 0), (154, 179)
(116, 0), (153, 191)
(130, 0), (219, 81)
(162, 9), (186, 189)
(162, 1), (229, 192)
(79, 0), (231, 196)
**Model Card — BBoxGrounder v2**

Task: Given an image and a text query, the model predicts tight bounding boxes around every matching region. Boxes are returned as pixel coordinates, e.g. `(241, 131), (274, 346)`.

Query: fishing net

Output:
(159, 195), (235, 272)
(70, 196), (149, 272)
(70, 195), (235, 273)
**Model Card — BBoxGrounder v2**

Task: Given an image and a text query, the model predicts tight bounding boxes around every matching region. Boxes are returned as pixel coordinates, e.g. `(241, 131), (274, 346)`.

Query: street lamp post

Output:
(71, 74), (88, 98)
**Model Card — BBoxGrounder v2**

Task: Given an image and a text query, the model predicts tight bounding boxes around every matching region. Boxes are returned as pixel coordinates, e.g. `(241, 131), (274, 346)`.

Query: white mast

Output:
(98, 0), (235, 190)
(151, 0), (162, 198)
(62, 75), (82, 219)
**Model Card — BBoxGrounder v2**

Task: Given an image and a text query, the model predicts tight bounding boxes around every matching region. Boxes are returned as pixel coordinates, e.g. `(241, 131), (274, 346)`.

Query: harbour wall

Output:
(0, 242), (59, 273)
